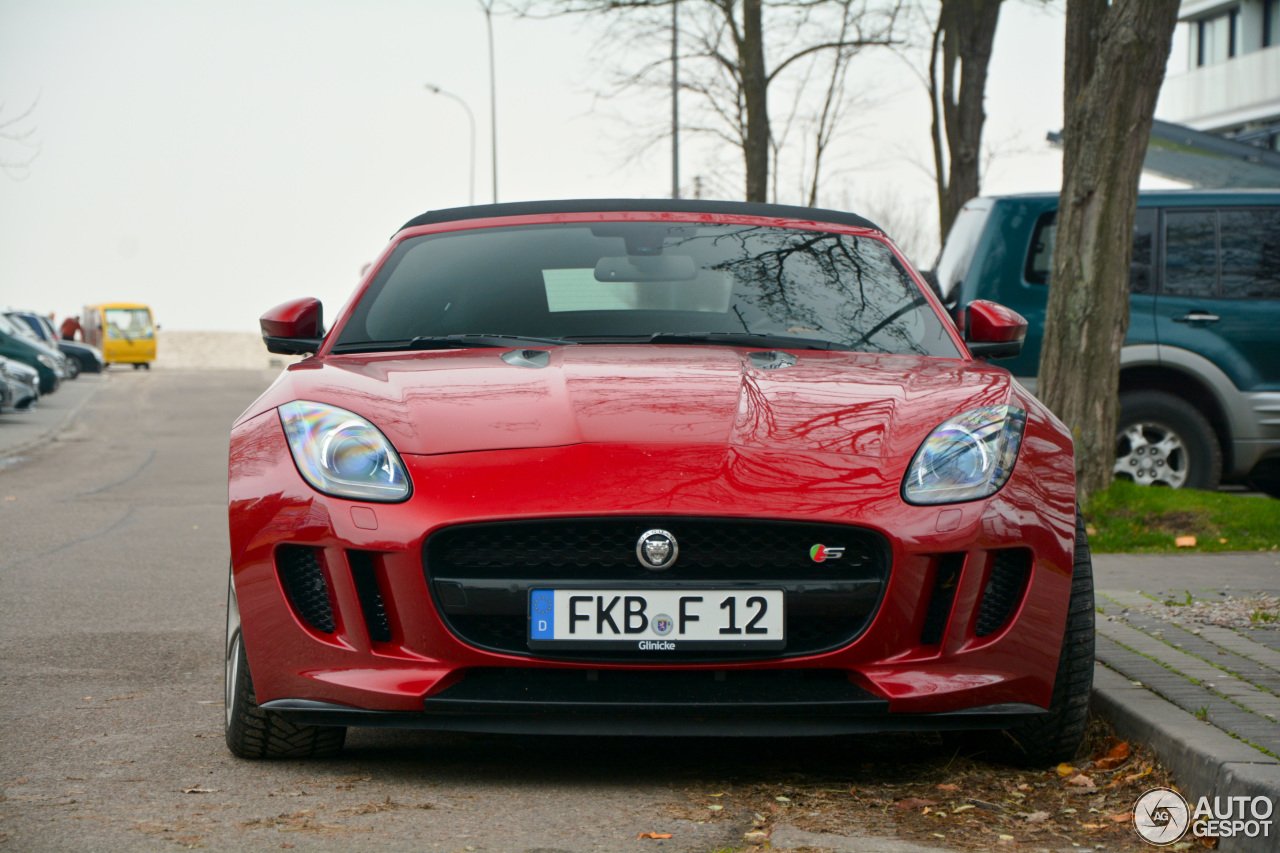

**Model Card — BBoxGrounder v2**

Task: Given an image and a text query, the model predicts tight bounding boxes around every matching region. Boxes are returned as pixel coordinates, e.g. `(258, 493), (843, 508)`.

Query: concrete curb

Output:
(1092, 664), (1280, 852)
(0, 375), (105, 466)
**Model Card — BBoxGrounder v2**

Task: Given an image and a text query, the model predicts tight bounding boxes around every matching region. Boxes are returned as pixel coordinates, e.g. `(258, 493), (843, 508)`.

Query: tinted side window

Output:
(1130, 209), (1156, 295)
(1023, 208), (1156, 293)
(1024, 214), (1056, 285)
(1163, 210), (1218, 297)
(1221, 208), (1280, 300)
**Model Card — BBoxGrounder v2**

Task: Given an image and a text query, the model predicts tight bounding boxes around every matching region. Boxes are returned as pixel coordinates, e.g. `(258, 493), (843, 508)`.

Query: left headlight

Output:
(36, 354), (56, 369)
(902, 405), (1027, 505)
(279, 401), (411, 502)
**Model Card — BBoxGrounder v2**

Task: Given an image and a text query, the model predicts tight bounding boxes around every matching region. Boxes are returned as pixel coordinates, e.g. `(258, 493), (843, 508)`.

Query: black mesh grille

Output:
(428, 518), (882, 579)
(424, 517), (889, 662)
(276, 546), (334, 634)
(349, 551), (392, 643)
(975, 549), (1031, 638)
(921, 553), (965, 646)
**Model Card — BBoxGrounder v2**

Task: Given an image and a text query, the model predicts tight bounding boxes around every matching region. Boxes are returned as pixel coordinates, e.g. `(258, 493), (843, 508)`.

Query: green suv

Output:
(935, 189), (1280, 496)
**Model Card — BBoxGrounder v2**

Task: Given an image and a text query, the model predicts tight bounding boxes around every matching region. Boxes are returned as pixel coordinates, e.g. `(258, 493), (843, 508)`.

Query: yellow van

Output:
(83, 303), (157, 368)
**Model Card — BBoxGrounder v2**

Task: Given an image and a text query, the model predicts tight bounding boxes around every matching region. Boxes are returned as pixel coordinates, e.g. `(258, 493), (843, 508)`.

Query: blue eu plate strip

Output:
(529, 589), (555, 639)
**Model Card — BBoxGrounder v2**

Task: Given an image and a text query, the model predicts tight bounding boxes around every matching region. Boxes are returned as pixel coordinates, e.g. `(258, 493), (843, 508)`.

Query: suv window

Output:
(1024, 209), (1156, 293)
(934, 201), (992, 304)
(1164, 210), (1218, 297)
(1221, 209), (1280, 300)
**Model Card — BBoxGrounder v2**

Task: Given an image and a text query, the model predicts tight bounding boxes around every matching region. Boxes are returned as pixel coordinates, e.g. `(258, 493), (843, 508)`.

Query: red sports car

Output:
(225, 200), (1093, 764)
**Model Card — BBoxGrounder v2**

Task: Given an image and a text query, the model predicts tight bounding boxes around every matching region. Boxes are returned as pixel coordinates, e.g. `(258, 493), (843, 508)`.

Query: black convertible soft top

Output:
(398, 198), (880, 235)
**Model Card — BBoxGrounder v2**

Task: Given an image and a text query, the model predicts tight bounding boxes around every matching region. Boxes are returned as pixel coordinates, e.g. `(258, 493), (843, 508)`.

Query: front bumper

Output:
(229, 408), (1077, 727)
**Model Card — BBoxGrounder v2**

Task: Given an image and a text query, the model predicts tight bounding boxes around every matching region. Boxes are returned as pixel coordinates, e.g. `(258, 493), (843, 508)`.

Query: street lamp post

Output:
(424, 84), (477, 207)
(481, 1), (498, 204)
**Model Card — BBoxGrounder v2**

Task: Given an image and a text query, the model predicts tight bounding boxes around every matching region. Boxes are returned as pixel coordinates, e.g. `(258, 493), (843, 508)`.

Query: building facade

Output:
(1157, 0), (1280, 151)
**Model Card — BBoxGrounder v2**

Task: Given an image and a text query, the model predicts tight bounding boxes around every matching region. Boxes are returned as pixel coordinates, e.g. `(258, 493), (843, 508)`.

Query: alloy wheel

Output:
(1114, 422), (1189, 488)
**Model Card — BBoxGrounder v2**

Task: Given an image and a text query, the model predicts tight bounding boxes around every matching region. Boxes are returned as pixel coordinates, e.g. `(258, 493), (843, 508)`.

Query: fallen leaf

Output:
(998, 834), (1015, 841)
(1176, 535), (1197, 548)
(1109, 813), (1132, 823)
(893, 798), (938, 811)
(743, 830), (769, 844)
(638, 833), (673, 840)
(708, 804), (722, 811)
(1095, 742), (1131, 770)
(708, 792), (725, 797)
(775, 796), (791, 803)
(4, 496), (16, 501)
(1066, 774), (1095, 787)
(1056, 763), (1076, 776)
(181, 786), (218, 794)
(1124, 766), (1154, 783)
(1086, 525), (1097, 536)
(936, 783), (960, 792)
(1025, 811), (1049, 823)
(953, 804), (975, 813)
(1220, 538), (1228, 544)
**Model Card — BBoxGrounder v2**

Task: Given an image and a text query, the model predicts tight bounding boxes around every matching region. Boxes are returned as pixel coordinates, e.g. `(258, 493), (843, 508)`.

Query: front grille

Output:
(975, 549), (1031, 637)
(424, 667), (889, 715)
(424, 517), (890, 662)
(276, 545), (334, 634)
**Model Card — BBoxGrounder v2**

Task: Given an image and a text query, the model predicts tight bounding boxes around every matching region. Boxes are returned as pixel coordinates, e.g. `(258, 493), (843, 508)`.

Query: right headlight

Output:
(902, 405), (1027, 505)
(278, 401), (411, 502)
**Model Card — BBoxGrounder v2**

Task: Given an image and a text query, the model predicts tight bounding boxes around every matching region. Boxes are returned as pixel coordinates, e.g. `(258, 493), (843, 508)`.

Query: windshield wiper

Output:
(331, 334), (574, 354)
(643, 332), (851, 351)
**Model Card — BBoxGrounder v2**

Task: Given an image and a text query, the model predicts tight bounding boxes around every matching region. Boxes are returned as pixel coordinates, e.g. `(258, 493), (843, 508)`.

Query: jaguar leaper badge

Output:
(636, 529), (678, 570)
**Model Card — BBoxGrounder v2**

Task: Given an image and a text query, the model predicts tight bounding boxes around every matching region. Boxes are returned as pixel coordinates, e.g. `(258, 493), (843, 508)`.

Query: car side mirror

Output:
(964, 300), (1026, 359)
(261, 297), (324, 355)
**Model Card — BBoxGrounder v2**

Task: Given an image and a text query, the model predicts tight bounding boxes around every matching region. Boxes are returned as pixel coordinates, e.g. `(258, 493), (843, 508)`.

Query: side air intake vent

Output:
(921, 553), (965, 646)
(975, 549), (1032, 638)
(348, 551), (392, 643)
(276, 546), (335, 634)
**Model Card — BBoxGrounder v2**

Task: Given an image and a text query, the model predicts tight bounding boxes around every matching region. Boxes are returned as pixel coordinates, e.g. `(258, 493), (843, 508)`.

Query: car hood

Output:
(248, 346), (1014, 460)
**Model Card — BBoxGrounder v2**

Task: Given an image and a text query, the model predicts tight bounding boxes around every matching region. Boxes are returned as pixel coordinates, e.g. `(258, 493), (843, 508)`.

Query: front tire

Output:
(224, 571), (345, 759)
(1115, 390), (1221, 490)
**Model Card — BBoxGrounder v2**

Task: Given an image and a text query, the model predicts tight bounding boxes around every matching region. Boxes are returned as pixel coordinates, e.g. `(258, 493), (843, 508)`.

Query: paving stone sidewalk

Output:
(1090, 584), (1280, 758)
(1095, 584), (1280, 762)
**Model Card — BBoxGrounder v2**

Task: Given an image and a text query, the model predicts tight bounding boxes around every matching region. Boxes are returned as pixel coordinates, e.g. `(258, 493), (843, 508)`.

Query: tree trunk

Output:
(933, 0), (1002, 242)
(1037, 0), (1178, 505)
(740, 0), (770, 202)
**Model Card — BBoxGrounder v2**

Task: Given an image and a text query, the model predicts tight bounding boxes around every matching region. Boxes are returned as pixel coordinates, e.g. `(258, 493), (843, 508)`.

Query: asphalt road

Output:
(0, 369), (967, 853)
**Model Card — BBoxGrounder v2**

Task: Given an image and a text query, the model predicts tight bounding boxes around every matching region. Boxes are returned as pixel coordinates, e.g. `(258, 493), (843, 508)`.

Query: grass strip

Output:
(1084, 480), (1280, 554)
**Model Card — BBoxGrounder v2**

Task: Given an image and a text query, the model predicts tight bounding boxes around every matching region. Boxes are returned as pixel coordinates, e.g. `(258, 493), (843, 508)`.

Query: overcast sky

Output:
(0, 1), (1188, 332)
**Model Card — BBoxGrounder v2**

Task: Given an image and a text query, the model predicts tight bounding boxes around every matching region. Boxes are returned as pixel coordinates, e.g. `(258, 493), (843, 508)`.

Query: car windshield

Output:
(11, 314), (50, 341)
(934, 200), (992, 305)
(104, 308), (154, 339)
(336, 222), (960, 357)
(0, 313), (29, 337)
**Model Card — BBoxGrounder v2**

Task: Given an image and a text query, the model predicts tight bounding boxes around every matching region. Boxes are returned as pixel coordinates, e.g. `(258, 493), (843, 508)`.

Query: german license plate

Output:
(528, 589), (785, 651)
